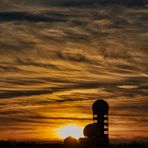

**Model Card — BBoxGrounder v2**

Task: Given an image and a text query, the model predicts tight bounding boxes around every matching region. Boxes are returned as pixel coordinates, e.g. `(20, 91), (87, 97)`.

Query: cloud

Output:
(0, 11), (66, 22)
(0, 0), (147, 13)
(0, 0), (147, 141)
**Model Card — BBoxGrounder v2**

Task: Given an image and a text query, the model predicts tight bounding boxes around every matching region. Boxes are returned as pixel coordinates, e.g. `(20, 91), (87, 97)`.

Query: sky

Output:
(0, 0), (148, 142)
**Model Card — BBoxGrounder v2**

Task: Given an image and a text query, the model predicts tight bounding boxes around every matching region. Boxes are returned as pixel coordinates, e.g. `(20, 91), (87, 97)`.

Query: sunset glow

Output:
(58, 125), (83, 139)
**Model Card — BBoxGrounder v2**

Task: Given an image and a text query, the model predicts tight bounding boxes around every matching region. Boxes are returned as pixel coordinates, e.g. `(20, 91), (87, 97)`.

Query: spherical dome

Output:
(92, 99), (109, 113)
(83, 124), (101, 138)
(83, 124), (94, 137)
(63, 136), (78, 145)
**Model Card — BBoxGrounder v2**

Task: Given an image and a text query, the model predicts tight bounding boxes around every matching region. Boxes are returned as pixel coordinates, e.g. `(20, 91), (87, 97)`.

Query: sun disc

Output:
(58, 124), (83, 139)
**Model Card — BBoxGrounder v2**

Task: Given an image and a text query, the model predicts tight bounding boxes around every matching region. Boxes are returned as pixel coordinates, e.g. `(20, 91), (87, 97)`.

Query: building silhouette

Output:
(63, 136), (78, 146)
(79, 99), (109, 146)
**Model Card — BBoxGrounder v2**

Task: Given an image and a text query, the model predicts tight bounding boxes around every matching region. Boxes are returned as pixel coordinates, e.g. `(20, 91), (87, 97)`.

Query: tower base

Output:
(79, 137), (109, 147)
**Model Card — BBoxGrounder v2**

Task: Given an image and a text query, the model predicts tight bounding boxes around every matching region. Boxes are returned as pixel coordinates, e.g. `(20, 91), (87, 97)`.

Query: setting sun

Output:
(57, 124), (83, 139)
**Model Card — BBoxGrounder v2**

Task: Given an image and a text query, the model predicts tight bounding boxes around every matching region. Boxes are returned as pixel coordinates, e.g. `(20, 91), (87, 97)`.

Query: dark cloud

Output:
(0, 11), (66, 22)
(107, 0), (147, 6)
(0, 0), (147, 14)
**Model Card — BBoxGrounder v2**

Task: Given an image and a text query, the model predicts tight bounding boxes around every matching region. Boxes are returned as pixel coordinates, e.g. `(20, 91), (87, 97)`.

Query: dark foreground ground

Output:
(0, 141), (147, 148)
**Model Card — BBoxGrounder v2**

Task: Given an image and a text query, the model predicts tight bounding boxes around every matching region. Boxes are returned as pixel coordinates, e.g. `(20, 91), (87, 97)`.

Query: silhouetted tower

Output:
(92, 99), (109, 143)
(79, 99), (109, 146)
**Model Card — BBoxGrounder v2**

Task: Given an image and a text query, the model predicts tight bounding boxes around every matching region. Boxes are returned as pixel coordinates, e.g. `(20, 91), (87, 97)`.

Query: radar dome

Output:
(83, 124), (102, 138)
(63, 136), (78, 145)
(92, 99), (109, 114)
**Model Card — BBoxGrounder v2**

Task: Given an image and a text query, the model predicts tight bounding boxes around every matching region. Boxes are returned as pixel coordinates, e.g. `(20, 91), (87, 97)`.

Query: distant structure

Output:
(92, 100), (109, 141)
(79, 99), (109, 146)
(63, 136), (78, 146)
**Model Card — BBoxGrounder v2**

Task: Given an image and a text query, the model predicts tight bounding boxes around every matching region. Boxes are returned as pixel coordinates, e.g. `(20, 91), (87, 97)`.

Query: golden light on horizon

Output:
(57, 124), (83, 139)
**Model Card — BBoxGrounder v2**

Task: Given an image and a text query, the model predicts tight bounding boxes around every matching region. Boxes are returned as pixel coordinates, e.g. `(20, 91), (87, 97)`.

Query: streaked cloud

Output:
(0, 0), (147, 142)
